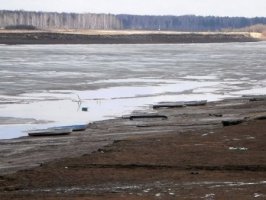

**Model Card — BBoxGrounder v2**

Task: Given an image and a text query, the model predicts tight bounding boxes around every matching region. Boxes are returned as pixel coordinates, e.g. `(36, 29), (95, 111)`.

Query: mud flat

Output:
(0, 97), (266, 199)
(0, 30), (260, 44)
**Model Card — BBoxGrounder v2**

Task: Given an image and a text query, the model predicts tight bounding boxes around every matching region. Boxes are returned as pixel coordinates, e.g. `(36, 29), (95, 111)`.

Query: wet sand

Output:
(0, 97), (266, 199)
(0, 30), (260, 44)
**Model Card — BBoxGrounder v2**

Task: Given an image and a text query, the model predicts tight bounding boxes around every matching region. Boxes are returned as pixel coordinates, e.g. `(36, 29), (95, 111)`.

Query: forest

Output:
(1, 10), (266, 31)
(0, 10), (122, 30)
(117, 15), (266, 31)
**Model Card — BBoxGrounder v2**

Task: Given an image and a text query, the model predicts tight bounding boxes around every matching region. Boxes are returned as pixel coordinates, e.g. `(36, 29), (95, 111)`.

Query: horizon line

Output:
(1, 9), (266, 19)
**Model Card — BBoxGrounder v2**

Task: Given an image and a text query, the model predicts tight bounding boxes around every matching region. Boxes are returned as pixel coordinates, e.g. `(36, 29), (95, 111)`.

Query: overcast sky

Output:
(1, 0), (266, 17)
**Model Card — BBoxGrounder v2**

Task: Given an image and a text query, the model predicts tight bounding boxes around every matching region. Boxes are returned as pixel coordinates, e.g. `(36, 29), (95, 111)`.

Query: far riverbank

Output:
(0, 30), (261, 44)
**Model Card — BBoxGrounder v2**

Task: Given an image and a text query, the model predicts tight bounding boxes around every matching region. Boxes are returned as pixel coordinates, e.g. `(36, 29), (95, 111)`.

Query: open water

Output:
(0, 42), (266, 139)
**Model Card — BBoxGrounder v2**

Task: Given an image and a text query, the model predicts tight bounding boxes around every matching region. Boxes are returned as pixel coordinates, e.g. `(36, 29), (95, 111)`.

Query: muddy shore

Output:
(0, 31), (260, 44)
(0, 97), (266, 199)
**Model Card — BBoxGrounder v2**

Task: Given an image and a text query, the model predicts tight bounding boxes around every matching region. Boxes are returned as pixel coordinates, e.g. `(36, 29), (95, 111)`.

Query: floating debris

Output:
(81, 107), (88, 112)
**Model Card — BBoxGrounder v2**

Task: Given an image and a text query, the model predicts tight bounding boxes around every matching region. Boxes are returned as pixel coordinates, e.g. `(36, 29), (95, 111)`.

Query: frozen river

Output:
(0, 42), (266, 139)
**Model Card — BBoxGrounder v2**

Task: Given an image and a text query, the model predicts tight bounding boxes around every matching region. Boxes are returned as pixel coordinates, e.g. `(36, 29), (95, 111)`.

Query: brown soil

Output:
(0, 31), (259, 44)
(0, 98), (266, 199)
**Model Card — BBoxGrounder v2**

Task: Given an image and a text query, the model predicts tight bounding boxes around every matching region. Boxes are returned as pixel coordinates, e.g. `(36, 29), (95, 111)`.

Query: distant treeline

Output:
(5, 24), (37, 30)
(117, 15), (266, 31)
(1, 10), (266, 31)
(0, 10), (122, 29)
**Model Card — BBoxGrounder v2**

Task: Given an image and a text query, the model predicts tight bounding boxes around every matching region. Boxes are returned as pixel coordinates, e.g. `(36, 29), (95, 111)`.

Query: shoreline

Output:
(0, 97), (266, 199)
(0, 30), (261, 44)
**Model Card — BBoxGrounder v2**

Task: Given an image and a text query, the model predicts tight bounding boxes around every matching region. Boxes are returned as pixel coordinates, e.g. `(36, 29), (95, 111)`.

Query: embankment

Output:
(0, 30), (260, 44)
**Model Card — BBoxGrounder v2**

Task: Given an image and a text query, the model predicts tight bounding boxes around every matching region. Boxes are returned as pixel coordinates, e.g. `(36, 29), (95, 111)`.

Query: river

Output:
(0, 42), (266, 139)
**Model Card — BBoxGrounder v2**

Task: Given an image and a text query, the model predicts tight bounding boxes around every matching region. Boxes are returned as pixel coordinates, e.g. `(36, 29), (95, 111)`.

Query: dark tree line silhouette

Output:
(117, 15), (266, 31)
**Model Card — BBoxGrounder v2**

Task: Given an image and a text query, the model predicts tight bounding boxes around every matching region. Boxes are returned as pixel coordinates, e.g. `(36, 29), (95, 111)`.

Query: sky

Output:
(1, 0), (266, 17)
